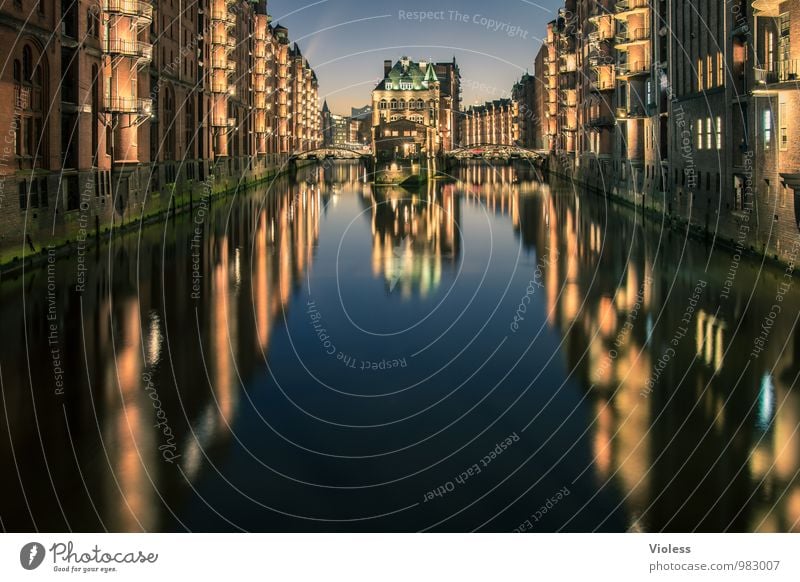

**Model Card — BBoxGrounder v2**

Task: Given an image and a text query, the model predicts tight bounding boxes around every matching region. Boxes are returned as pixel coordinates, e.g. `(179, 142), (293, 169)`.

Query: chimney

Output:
(384, 60), (392, 76)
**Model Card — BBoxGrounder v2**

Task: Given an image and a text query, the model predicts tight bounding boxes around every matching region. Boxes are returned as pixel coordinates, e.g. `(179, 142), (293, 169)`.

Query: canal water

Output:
(1, 161), (798, 532)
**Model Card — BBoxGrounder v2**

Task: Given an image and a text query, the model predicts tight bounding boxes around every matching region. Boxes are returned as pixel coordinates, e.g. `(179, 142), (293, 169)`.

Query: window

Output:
(87, 9), (99, 37)
(697, 58), (704, 91)
(779, 13), (790, 62)
(697, 118), (703, 149)
(766, 31), (775, 70)
(716, 116), (722, 150)
(763, 109), (772, 150)
(717, 53), (723, 86)
(706, 54), (713, 89)
(646, 79), (653, 106)
(706, 117), (713, 150)
(779, 102), (788, 150)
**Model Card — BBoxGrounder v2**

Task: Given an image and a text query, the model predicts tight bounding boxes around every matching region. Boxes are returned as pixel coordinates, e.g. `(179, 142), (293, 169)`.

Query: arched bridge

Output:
(291, 146), (372, 161)
(446, 144), (544, 161)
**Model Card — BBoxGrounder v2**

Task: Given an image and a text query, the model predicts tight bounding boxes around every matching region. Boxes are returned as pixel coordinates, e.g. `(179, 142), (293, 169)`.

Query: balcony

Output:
(589, 77), (615, 92)
(616, 61), (650, 77)
(587, 113), (615, 128)
(210, 81), (229, 93)
(103, 96), (152, 115)
(211, 117), (237, 128)
(755, 59), (800, 85)
(102, 0), (153, 25)
(103, 38), (153, 61)
(615, 106), (647, 119)
(616, 27), (650, 47)
(614, 0), (649, 16)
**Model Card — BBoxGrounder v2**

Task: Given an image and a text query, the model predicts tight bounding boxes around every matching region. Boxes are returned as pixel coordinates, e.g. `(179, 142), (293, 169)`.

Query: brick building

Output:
(530, 0), (800, 264)
(0, 0), (320, 259)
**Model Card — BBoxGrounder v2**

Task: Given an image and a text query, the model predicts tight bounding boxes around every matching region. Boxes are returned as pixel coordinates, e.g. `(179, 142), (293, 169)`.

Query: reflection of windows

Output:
(716, 116), (722, 150)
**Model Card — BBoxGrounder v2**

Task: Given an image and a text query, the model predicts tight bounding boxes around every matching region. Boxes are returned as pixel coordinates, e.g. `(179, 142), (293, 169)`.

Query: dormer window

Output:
(400, 81), (413, 90)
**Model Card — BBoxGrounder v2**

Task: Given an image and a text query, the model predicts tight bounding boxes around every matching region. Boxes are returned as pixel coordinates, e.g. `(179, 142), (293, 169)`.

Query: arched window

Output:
(13, 60), (20, 83)
(379, 100), (387, 110)
(22, 46), (32, 82)
(399, 100), (406, 110)
(390, 99), (397, 109)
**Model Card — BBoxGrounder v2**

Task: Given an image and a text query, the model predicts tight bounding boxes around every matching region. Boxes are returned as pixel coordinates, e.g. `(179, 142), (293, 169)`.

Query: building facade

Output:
(459, 99), (518, 147)
(0, 0), (320, 260)
(371, 57), (460, 160)
(530, 0), (800, 264)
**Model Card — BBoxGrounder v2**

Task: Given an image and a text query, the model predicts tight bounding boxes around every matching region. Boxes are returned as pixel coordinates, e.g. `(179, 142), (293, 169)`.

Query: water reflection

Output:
(0, 162), (797, 532)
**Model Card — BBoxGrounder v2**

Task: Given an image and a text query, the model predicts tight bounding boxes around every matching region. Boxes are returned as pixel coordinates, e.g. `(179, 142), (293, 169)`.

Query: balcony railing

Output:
(589, 77), (615, 91)
(102, 0), (153, 24)
(210, 81), (229, 93)
(211, 117), (237, 128)
(616, 27), (650, 45)
(616, 106), (647, 119)
(103, 96), (152, 115)
(755, 59), (800, 84)
(103, 38), (153, 61)
(615, 0), (649, 13)
(587, 113), (615, 128)
(616, 61), (650, 76)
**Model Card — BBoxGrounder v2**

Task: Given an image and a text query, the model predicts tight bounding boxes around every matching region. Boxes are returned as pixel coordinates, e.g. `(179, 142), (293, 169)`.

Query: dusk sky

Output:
(268, 0), (562, 115)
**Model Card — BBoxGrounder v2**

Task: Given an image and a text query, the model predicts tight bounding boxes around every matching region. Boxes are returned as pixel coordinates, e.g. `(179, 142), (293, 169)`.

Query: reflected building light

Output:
(696, 310), (726, 374)
(234, 247), (242, 289)
(757, 373), (775, 433)
(146, 311), (163, 367)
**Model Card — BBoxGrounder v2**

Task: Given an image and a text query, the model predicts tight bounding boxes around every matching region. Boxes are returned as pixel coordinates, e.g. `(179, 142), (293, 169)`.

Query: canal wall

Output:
(0, 156), (313, 276)
(545, 155), (800, 269)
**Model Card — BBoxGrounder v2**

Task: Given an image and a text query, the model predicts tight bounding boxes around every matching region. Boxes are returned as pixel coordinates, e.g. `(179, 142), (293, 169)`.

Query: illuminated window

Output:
(716, 116), (722, 150)
(707, 54), (713, 89)
(779, 102), (788, 150)
(706, 116), (713, 150)
(717, 53), (723, 86)
(697, 58), (704, 91)
(766, 32), (775, 70)
(763, 109), (772, 150)
(697, 118), (703, 149)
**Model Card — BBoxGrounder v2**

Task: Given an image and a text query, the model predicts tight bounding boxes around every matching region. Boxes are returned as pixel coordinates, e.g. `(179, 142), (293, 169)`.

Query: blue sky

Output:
(268, 0), (562, 115)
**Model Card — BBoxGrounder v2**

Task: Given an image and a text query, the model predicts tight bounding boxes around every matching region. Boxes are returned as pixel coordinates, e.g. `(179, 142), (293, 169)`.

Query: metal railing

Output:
(616, 27), (650, 44)
(102, 0), (153, 23)
(103, 38), (153, 61)
(616, 60), (650, 76)
(103, 96), (152, 115)
(755, 59), (800, 84)
(615, 0), (649, 13)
